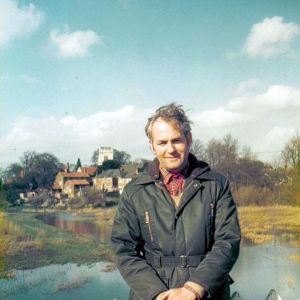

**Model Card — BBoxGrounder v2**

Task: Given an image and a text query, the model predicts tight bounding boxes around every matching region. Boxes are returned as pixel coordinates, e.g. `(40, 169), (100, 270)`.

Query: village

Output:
(15, 146), (147, 210)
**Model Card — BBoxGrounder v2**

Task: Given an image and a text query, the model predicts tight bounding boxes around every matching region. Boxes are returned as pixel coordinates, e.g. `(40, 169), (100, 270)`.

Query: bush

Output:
(82, 187), (106, 208)
(68, 196), (85, 209)
(28, 192), (49, 209)
(233, 185), (279, 206)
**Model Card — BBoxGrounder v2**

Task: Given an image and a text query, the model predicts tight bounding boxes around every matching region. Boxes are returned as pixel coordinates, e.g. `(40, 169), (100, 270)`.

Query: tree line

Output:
(1, 133), (299, 206)
(190, 133), (300, 206)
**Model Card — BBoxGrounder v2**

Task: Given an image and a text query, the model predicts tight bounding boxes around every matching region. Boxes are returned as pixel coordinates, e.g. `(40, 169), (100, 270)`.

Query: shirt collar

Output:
(159, 161), (189, 181)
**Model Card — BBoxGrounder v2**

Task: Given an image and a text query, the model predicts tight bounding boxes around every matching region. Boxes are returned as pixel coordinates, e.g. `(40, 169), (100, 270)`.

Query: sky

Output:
(1, 0), (300, 168)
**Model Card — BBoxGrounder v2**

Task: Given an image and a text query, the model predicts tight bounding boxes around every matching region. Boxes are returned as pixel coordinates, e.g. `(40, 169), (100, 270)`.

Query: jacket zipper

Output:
(184, 180), (195, 193)
(145, 211), (154, 243)
(210, 202), (214, 218)
(210, 201), (215, 241)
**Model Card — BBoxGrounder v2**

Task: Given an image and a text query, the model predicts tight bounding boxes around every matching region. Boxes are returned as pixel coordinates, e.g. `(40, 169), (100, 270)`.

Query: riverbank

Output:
(0, 210), (114, 278)
(78, 204), (300, 247)
(1, 205), (299, 278)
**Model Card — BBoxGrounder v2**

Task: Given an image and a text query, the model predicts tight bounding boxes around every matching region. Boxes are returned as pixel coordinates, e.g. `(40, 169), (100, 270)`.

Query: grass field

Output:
(0, 211), (114, 278)
(238, 205), (300, 246)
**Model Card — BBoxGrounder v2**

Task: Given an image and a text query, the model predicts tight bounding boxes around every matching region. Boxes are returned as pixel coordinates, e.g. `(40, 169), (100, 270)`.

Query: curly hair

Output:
(145, 103), (192, 140)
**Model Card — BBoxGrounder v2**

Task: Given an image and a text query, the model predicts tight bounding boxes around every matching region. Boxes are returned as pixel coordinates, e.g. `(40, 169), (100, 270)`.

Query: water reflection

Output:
(36, 213), (111, 243)
(231, 244), (300, 299)
(2, 212), (299, 300)
(0, 262), (129, 300)
(1, 244), (299, 300)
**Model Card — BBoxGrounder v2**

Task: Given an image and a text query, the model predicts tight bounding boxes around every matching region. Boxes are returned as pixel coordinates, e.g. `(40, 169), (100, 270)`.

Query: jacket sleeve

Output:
(111, 188), (168, 300)
(189, 179), (241, 297)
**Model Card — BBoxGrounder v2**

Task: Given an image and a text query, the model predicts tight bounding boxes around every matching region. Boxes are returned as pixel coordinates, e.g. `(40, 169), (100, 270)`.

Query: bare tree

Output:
(240, 145), (257, 160)
(91, 149), (99, 166)
(190, 139), (207, 161)
(206, 134), (239, 181)
(281, 133), (300, 169)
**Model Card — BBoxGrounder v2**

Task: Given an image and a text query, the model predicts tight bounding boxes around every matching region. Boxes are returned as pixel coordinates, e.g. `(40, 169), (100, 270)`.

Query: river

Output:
(1, 212), (299, 300)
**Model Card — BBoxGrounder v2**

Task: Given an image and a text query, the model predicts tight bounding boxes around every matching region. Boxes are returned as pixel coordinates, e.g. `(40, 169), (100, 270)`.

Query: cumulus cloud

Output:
(1, 86), (300, 166)
(228, 85), (300, 112)
(243, 16), (300, 58)
(49, 26), (101, 58)
(234, 79), (264, 95)
(193, 109), (244, 128)
(260, 126), (297, 151)
(0, 106), (152, 166)
(190, 83), (300, 161)
(193, 84), (300, 129)
(0, 0), (44, 47)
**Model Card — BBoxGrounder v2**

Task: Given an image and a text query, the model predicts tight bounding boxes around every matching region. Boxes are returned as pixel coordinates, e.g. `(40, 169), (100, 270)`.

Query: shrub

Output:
(27, 192), (49, 209)
(233, 185), (278, 206)
(67, 196), (85, 209)
(82, 187), (106, 208)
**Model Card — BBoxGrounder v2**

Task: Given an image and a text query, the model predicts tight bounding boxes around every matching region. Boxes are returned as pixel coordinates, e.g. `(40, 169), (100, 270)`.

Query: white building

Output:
(97, 146), (114, 165)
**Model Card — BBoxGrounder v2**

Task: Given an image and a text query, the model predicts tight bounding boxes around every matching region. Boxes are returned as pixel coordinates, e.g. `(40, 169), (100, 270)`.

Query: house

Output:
(52, 171), (91, 198)
(77, 166), (97, 177)
(93, 169), (132, 194)
(63, 179), (91, 198)
(94, 169), (124, 193)
(93, 163), (147, 194)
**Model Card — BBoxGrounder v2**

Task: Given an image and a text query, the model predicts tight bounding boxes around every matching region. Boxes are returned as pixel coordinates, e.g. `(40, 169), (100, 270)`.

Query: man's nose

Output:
(166, 142), (176, 153)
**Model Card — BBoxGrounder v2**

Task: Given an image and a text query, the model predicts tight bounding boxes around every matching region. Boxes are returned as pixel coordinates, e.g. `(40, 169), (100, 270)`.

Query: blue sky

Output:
(1, 0), (300, 167)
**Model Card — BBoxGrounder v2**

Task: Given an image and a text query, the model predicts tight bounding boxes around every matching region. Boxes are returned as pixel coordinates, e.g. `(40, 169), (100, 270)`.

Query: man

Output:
(111, 103), (240, 300)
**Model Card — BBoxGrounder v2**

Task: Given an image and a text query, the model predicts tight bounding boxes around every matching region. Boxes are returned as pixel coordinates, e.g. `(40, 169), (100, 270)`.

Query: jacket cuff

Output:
(188, 277), (211, 298)
(150, 288), (168, 300)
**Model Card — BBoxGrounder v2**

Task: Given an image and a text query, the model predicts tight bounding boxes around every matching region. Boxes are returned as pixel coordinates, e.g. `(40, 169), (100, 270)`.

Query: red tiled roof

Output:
(80, 167), (97, 176)
(59, 172), (90, 178)
(64, 179), (90, 187)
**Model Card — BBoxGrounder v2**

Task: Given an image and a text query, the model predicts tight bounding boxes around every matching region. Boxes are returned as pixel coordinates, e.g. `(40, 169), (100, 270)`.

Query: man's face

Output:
(150, 118), (192, 172)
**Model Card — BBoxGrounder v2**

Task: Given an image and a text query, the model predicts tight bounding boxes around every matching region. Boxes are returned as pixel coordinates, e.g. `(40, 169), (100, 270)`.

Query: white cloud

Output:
(0, 106), (152, 166)
(228, 85), (300, 112)
(49, 26), (101, 58)
(193, 109), (244, 128)
(234, 79), (264, 95)
(243, 16), (300, 58)
(255, 126), (297, 161)
(262, 126), (296, 149)
(1, 86), (300, 167)
(190, 83), (300, 161)
(0, 0), (44, 47)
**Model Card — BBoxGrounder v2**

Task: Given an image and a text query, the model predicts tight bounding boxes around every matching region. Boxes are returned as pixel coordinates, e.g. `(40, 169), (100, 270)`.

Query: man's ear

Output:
(149, 140), (155, 154)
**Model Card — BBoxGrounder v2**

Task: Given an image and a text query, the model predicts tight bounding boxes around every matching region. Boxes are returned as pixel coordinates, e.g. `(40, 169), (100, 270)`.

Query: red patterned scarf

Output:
(160, 167), (186, 197)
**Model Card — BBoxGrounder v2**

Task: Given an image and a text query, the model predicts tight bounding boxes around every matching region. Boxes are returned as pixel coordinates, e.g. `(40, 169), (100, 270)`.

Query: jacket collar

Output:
(133, 153), (211, 185)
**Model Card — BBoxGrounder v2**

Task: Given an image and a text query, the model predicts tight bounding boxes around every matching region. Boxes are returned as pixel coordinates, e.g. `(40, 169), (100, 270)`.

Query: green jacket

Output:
(111, 154), (241, 299)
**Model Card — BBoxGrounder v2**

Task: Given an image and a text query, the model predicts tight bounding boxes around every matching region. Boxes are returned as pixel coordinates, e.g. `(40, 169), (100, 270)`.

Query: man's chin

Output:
(165, 162), (184, 172)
